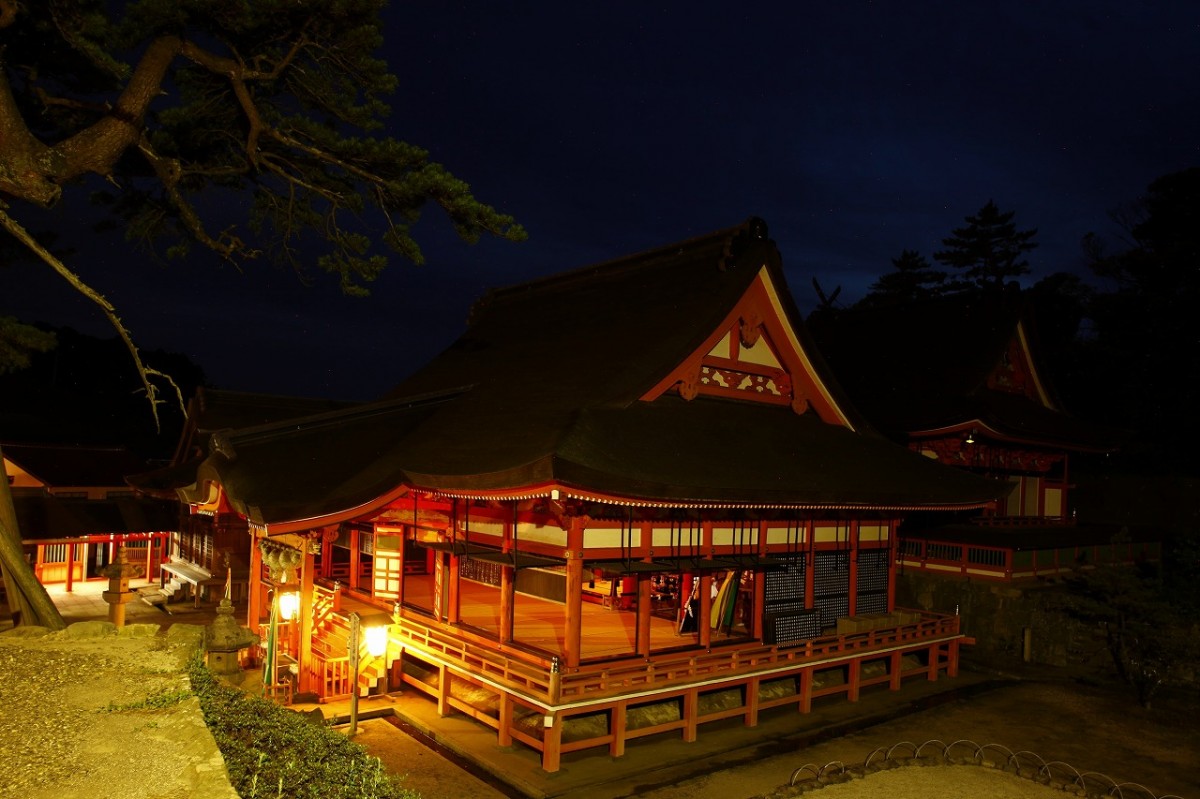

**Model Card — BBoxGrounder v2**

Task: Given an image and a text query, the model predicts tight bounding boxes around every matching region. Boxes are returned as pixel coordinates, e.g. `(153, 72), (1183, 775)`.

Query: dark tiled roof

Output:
(14, 494), (179, 540)
(191, 220), (1009, 525)
(2, 443), (153, 488)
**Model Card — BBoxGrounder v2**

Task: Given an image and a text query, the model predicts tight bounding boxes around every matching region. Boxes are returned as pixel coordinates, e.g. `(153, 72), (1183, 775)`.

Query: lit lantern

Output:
(278, 591), (300, 621)
(363, 623), (389, 658)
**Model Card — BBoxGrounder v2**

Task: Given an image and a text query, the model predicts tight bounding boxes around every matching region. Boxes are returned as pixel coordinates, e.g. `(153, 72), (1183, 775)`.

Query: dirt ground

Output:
(622, 678), (1199, 799)
(355, 672), (1198, 799)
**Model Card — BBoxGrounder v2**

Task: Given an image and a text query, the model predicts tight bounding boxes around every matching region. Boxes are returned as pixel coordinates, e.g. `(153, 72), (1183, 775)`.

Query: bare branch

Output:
(136, 133), (260, 262)
(0, 202), (182, 431)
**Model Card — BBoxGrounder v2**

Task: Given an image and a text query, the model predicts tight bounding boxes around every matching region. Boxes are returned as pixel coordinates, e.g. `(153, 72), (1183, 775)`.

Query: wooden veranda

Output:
(274, 576), (967, 772)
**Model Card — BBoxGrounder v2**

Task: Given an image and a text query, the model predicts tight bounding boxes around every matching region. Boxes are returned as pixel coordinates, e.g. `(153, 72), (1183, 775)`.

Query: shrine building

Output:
(159, 219), (1009, 771)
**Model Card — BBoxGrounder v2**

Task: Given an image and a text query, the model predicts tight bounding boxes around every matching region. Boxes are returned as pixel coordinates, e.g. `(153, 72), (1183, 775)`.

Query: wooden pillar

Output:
(564, 517), (585, 668)
(890, 650), (903, 690)
(636, 573), (652, 655)
(65, 542), (76, 593)
(847, 658), (861, 702)
(927, 643), (940, 681)
(682, 688), (699, 742)
(698, 573), (713, 648)
(804, 521), (816, 610)
(746, 676), (761, 727)
(752, 568), (766, 640)
(498, 693), (513, 746)
(349, 526), (361, 591)
(447, 553), (461, 624)
(247, 536), (263, 627)
(887, 520), (899, 611)
(542, 713), (563, 773)
(144, 537), (154, 585)
(437, 664), (452, 716)
(799, 668), (813, 714)
(297, 548), (315, 694)
(320, 536), (332, 579)
(847, 521), (859, 617)
(499, 565), (514, 643)
(946, 640), (960, 677)
(610, 702), (628, 757)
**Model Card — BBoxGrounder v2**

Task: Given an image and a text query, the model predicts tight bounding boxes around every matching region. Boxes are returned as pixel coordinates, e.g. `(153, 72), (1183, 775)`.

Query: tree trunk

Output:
(0, 446), (66, 629)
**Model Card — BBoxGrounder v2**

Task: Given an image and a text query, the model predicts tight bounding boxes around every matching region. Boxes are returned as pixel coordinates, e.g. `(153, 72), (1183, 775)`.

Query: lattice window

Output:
(856, 549), (889, 615)
(813, 551), (849, 625)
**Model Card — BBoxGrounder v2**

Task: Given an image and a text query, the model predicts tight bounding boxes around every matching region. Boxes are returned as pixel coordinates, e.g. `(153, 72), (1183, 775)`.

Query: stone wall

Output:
(895, 571), (1110, 671)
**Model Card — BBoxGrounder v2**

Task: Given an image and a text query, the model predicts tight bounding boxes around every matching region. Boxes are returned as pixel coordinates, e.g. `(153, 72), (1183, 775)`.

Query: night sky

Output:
(5, 3), (1199, 401)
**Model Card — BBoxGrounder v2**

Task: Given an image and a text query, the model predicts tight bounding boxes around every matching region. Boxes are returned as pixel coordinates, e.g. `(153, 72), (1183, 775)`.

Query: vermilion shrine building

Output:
(809, 293), (1152, 581)
(157, 220), (1009, 771)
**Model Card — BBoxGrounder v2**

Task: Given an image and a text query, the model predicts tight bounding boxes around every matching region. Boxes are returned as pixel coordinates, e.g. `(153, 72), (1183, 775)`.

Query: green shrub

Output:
(187, 655), (418, 799)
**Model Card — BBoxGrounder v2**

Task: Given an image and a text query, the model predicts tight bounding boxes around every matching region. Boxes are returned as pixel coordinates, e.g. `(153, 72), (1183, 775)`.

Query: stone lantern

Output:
(206, 593), (259, 678)
(102, 545), (138, 627)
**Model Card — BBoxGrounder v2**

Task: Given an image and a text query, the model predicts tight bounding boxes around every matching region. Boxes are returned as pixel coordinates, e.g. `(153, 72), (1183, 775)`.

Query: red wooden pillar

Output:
(799, 668), (813, 713)
(297, 547), (315, 694)
(247, 535), (263, 627)
(889, 650), (903, 690)
(753, 520), (767, 640)
(927, 643), (940, 681)
(447, 553), (461, 624)
(500, 565), (514, 643)
(143, 537), (154, 585)
(636, 572), (652, 655)
(564, 550), (584, 665)
(746, 676), (761, 727)
(610, 702), (628, 757)
(65, 542), (76, 593)
(847, 658), (861, 702)
(498, 693), (513, 746)
(946, 640), (960, 677)
(847, 521), (860, 617)
(682, 689), (699, 742)
(804, 520), (816, 610)
(349, 526), (361, 591)
(564, 516), (585, 668)
(698, 573), (713, 648)
(887, 520), (899, 611)
(542, 713), (563, 772)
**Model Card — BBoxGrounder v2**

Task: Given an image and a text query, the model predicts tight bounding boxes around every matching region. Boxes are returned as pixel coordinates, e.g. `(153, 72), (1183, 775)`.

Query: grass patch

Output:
(187, 654), (417, 799)
(101, 687), (192, 712)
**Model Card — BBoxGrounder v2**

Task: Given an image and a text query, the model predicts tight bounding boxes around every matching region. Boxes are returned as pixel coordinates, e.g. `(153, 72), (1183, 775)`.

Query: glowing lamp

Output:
(278, 591), (300, 621)
(363, 624), (389, 658)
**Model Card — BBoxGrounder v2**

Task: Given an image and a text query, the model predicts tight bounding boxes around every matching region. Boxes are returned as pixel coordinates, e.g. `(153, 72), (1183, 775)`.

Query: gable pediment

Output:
(641, 267), (854, 429)
(985, 321), (1054, 409)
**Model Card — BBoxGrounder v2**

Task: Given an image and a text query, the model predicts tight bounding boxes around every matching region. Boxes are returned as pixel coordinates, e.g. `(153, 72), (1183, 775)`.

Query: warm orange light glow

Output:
(364, 624), (388, 657)
(278, 591), (300, 621)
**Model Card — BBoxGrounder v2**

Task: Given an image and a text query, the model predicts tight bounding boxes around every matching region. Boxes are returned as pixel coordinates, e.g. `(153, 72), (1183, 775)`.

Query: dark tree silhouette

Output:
(856, 249), (947, 308)
(1080, 168), (1200, 474)
(934, 200), (1038, 290)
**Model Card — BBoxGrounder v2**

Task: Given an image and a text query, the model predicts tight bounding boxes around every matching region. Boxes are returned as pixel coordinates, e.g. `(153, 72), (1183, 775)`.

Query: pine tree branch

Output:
(0, 202), (181, 431)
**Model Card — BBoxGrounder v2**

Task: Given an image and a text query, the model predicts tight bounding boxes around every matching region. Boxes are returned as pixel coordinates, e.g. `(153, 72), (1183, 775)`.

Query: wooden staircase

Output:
(309, 596), (397, 699)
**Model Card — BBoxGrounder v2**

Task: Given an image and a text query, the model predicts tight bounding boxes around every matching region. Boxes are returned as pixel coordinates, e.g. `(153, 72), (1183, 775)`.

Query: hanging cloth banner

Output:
(710, 572), (734, 630)
(262, 593), (278, 691)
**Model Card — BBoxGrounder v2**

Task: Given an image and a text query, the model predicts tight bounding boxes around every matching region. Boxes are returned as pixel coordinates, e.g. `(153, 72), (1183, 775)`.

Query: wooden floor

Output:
(352, 574), (750, 660)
